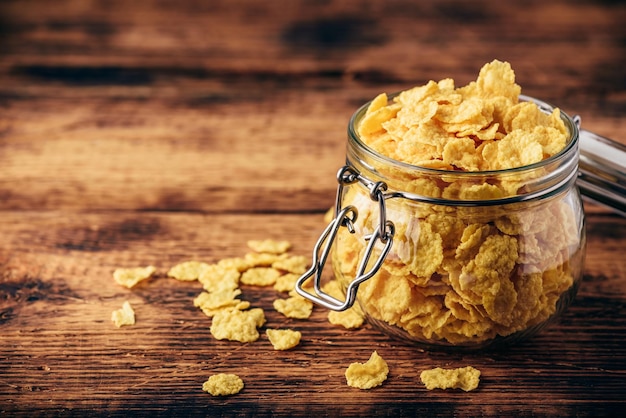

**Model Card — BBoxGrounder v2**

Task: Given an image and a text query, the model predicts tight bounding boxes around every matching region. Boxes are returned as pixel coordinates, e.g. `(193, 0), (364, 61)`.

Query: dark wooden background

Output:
(1, 0), (625, 416)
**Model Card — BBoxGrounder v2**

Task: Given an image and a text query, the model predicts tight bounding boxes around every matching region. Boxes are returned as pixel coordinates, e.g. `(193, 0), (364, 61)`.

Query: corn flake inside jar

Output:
(331, 60), (584, 347)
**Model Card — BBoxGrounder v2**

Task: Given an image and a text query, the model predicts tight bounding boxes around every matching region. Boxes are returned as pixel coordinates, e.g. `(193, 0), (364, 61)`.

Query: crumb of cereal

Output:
(113, 266), (156, 288)
(420, 366), (481, 391)
(345, 351), (389, 389)
(202, 373), (244, 396)
(111, 301), (135, 327)
(266, 329), (302, 350)
(167, 261), (210, 281)
(273, 295), (313, 319)
(247, 239), (291, 254)
(210, 308), (266, 343)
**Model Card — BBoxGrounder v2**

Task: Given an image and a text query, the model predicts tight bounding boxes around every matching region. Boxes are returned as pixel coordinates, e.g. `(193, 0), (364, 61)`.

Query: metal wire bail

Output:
(295, 165), (395, 311)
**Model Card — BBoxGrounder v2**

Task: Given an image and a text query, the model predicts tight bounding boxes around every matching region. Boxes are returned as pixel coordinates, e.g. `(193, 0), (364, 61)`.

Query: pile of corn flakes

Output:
(111, 239), (371, 394)
(332, 60), (582, 346)
(358, 60), (567, 174)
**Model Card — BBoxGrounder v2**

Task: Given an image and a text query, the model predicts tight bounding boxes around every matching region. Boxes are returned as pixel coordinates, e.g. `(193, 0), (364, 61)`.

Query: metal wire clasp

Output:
(295, 165), (395, 311)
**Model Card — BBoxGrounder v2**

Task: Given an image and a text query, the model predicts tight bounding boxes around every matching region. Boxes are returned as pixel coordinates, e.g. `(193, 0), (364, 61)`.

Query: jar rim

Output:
(347, 94), (579, 177)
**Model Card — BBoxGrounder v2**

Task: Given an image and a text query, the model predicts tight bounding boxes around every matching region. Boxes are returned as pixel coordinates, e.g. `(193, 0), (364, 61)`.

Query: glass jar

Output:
(296, 95), (587, 350)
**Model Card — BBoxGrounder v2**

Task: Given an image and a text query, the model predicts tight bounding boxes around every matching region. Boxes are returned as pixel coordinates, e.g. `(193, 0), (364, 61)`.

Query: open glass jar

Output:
(296, 95), (588, 350)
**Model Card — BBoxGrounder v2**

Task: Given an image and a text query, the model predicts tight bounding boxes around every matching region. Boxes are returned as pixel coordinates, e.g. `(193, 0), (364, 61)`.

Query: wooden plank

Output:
(0, 211), (625, 416)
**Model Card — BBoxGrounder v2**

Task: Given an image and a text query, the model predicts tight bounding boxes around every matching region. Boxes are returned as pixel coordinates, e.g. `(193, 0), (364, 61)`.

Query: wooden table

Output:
(1, 1), (625, 416)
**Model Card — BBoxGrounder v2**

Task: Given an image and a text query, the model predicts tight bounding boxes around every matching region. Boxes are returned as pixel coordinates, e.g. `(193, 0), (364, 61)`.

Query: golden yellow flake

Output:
(113, 266), (156, 289)
(202, 373), (244, 396)
(247, 239), (291, 254)
(244, 252), (288, 267)
(420, 366), (480, 391)
(273, 273), (301, 293)
(271, 255), (308, 275)
(345, 351), (389, 390)
(193, 289), (243, 313)
(217, 257), (251, 272)
(328, 307), (365, 330)
(111, 301), (135, 327)
(266, 329), (302, 350)
(198, 264), (240, 292)
(210, 308), (266, 343)
(273, 295), (313, 319)
(167, 261), (210, 281)
(240, 267), (281, 286)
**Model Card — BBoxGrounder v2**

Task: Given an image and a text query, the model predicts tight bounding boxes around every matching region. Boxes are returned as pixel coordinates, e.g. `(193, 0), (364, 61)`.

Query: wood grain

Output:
(1, 0), (625, 416)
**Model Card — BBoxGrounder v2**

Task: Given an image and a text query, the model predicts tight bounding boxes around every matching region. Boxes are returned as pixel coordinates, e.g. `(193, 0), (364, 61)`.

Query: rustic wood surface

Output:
(1, 0), (625, 416)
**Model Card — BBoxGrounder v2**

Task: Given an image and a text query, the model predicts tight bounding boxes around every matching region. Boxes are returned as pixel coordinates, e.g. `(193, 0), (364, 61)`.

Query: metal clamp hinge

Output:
(295, 165), (395, 311)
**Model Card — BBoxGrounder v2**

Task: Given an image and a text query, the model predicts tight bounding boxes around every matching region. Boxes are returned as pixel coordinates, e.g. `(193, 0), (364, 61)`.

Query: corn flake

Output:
(198, 264), (240, 292)
(328, 307), (365, 329)
(193, 289), (244, 313)
(273, 273), (301, 292)
(273, 295), (313, 319)
(266, 329), (302, 350)
(240, 267), (281, 286)
(217, 257), (251, 272)
(345, 351), (389, 390)
(272, 255), (308, 274)
(168, 261), (210, 281)
(247, 239), (291, 254)
(210, 308), (266, 343)
(244, 252), (288, 267)
(111, 301), (135, 327)
(202, 373), (244, 396)
(113, 266), (156, 288)
(420, 366), (480, 391)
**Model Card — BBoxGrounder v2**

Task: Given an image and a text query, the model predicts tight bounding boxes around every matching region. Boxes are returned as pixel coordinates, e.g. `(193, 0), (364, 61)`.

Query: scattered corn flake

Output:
(273, 295), (313, 319)
(273, 273), (301, 292)
(240, 267), (281, 286)
(193, 289), (242, 311)
(345, 351), (389, 390)
(167, 261), (210, 281)
(247, 239), (291, 254)
(320, 279), (365, 328)
(198, 300), (251, 318)
(244, 252), (288, 267)
(113, 265), (156, 289)
(198, 264), (240, 292)
(272, 255), (308, 275)
(328, 307), (365, 329)
(420, 366), (480, 391)
(266, 329), (302, 350)
(111, 301), (135, 327)
(217, 257), (251, 273)
(210, 307), (266, 343)
(202, 373), (244, 396)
